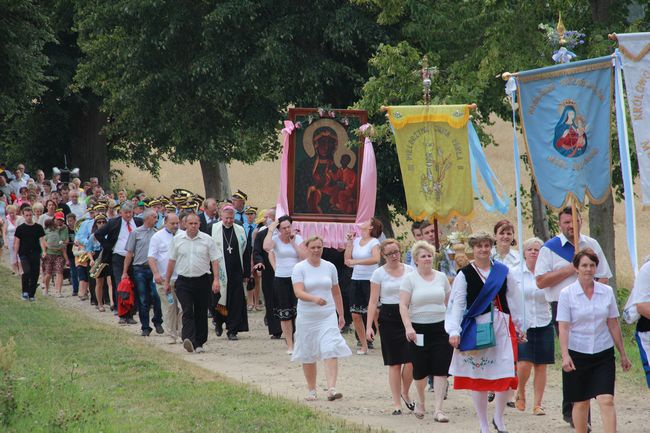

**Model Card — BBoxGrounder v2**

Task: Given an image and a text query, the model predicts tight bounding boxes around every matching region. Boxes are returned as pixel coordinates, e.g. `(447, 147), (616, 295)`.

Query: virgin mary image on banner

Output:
(287, 108), (367, 222)
(553, 101), (588, 158)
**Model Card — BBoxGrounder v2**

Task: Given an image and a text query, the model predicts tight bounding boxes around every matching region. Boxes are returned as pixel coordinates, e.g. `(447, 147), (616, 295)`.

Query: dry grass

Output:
(117, 118), (646, 287)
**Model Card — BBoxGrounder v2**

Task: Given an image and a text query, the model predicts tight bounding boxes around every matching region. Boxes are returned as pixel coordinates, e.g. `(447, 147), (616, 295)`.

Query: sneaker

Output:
(155, 324), (164, 334)
(227, 333), (238, 341)
(126, 317), (137, 325)
(29, 297), (35, 302)
(195, 346), (205, 353)
(21, 292), (29, 301)
(368, 341), (375, 350)
(183, 338), (194, 353)
(141, 328), (152, 337)
(118, 318), (127, 325)
(168, 336), (178, 344)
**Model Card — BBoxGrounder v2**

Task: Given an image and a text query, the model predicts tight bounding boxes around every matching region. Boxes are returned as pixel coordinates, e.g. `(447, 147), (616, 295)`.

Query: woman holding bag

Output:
(445, 231), (523, 433)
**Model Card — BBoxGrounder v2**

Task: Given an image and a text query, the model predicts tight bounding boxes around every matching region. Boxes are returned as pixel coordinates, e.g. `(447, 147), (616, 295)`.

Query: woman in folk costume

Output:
(211, 206), (249, 340)
(445, 231), (524, 433)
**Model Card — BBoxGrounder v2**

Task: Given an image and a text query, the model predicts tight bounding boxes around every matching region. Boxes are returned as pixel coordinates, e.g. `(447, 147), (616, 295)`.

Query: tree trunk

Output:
(375, 197), (394, 238)
(589, 193), (616, 288)
(531, 180), (551, 241)
(199, 159), (231, 200)
(71, 100), (109, 186)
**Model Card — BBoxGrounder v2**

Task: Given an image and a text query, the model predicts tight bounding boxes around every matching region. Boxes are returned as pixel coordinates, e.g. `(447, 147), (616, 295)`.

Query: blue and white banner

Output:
(617, 32), (650, 206)
(516, 56), (613, 208)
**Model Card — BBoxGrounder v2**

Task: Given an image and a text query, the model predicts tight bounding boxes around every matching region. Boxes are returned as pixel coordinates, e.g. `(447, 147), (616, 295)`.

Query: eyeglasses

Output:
(384, 250), (401, 256)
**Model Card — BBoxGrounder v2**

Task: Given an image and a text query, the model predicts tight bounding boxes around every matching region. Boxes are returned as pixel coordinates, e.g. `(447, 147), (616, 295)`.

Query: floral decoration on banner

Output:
(538, 15), (585, 64)
(293, 108), (354, 131)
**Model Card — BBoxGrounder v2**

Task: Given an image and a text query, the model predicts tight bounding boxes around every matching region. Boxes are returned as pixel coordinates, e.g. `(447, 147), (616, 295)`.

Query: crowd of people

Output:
(1, 163), (649, 433)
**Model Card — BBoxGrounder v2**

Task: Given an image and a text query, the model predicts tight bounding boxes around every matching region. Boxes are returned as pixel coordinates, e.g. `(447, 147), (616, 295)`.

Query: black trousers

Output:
(19, 253), (41, 297)
(176, 274), (211, 348)
(261, 269), (281, 336)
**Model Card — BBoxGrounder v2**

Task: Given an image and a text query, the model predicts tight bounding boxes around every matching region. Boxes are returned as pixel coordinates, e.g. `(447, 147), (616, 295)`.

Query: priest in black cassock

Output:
(211, 206), (249, 340)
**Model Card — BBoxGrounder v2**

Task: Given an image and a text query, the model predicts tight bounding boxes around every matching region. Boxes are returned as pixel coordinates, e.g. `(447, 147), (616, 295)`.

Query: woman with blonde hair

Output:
(400, 240), (453, 421)
(291, 236), (351, 401)
(367, 238), (414, 415)
(510, 237), (554, 415)
(445, 231), (523, 433)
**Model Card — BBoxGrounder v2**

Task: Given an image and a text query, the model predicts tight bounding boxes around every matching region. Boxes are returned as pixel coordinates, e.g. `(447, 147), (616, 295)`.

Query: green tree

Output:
(0, 0), (53, 164)
(74, 0), (390, 197)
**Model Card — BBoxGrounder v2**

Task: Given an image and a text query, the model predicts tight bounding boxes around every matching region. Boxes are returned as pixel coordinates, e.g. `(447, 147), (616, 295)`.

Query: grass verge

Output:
(0, 265), (373, 433)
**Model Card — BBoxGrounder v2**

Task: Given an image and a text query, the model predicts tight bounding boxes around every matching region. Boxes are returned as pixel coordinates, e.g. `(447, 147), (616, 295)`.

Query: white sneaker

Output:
(195, 346), (205, 353)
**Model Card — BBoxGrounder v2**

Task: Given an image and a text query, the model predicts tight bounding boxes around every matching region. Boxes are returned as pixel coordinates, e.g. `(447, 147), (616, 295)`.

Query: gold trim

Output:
(518, 60), (611, 83)
(407, 208), (475, 225)
(387, 106), (470, 130)
(619, 43), (650, 62)
(515, 67), (613, 211)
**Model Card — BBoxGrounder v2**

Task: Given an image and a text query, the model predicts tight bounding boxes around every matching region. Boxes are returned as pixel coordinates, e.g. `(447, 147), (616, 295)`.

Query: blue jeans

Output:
(133, 265), (163, 331)
(69, 259), (79, 294)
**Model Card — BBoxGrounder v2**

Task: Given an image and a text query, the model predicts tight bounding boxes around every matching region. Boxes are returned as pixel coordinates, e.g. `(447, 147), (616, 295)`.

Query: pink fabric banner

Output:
(275, 121), (377, 249)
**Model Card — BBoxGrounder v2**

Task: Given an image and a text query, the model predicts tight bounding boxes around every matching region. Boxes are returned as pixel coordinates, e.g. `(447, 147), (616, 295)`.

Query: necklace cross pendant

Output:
(227, 246), (233, 254)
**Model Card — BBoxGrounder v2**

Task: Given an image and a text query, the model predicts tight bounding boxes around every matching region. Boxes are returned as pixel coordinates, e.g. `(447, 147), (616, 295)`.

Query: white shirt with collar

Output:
(147, 228), (177, 280)
(168, 230), (218, 278)
(9, 178), (26, 195)
(113, 218), (138, 257)
(509, 265), (551, 330)
(491, 247), (521, 268)
(556, 280), (619, 354)
(67, 200), (87, 219)
(534, 232), (612, 303)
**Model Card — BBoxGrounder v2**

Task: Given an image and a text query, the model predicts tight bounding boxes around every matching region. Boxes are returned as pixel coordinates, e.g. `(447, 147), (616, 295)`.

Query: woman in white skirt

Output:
(292, 236), (352, 401)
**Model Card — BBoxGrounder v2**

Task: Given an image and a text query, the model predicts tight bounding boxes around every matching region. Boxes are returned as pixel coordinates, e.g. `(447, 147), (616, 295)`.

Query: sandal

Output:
(391, 409), (402, 415)
(355, 349), (368, 355)
(247, 305), (254, 312)
(532, 405), (546, 416)
(434, 411), (449, 423)
(327, 388), (343, 401)
(98, 306), (105, 312)
(401, 395), (415, 411)
(414, 402), (424, 419)
(515, 393), (526, 411)
(305, 389), (317, 401)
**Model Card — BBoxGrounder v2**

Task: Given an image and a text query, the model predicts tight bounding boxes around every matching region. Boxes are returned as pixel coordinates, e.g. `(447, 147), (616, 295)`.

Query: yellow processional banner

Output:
(387, 105), (473, 222)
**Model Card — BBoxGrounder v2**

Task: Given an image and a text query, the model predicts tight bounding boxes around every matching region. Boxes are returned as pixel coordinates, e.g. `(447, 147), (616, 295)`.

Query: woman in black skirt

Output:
(510, 237), (554, 415)
(366, 239), (414, 415)
(558, 249), (632, 433)
(399, 241), (453, 422)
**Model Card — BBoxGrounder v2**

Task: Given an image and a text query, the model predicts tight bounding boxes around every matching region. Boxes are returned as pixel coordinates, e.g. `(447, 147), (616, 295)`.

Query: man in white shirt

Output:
(165, 213), (220, 353)
(9, 168), (27, 195)
(67, 191), (87, 219)
(149, 213), (181, 343)
(535, 206), (611, 427)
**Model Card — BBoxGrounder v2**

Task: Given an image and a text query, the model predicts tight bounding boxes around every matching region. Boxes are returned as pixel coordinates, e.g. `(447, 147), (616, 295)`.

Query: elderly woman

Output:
(42, 212), (69, 297)
(558, 249), (631, 433)
(263, 215), (307, 354)
(445, 231), (523, 433)
(509, 237), (554, 415)
(399, 240), (452, 422)
(3, 205), (19, 273)
(291, 236), (351, 401)
(367, 239), (415, 415)
(344, 217), (382, 355)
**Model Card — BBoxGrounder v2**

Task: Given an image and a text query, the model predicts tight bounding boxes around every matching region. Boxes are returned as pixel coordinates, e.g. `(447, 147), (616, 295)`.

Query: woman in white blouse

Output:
(263, 215), (307, 354)
(491, 219), (520, 268)
(509, 238), (554, 416)
(558, 249), (631, 433)
(367, 239), (414, 415)
(344, 217), (382, 355)
(291, 236), (352, 401)
(399, 241), (452, 422)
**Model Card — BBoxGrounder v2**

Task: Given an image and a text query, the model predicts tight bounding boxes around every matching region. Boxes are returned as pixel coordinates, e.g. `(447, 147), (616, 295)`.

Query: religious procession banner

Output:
(387, 105), (508, 222)
(516, 56), (613, 209)
(617, 32), (650, 206)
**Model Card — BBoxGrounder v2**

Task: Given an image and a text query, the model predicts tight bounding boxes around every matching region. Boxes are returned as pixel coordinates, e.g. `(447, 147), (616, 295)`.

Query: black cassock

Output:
(215, 225), (249, 334)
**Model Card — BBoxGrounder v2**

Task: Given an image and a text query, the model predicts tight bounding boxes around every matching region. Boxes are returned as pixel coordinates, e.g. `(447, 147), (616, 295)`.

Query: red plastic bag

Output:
(117, 277), (135, 317)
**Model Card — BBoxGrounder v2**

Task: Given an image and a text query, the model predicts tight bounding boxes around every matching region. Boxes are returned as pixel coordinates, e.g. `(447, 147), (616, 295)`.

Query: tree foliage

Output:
(74, 0), (391, 175)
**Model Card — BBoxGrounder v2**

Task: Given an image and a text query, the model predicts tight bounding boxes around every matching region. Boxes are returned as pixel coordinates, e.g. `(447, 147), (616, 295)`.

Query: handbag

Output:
(474, 303), (496, 349)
